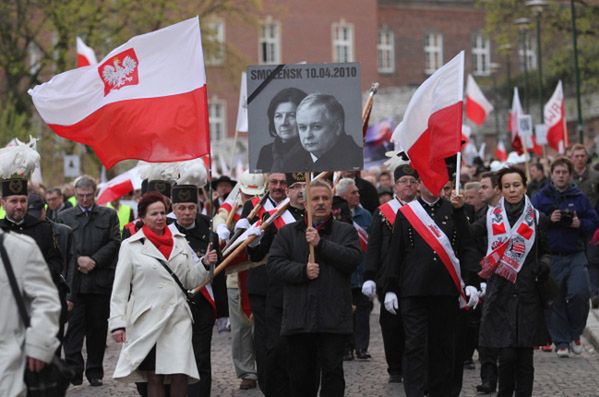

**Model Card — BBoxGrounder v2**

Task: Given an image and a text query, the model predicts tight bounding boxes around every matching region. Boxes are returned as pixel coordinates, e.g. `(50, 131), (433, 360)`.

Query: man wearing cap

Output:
(362, 164), (419, 383)
(57, 175), (121, 387)
(0, 186), (67, 340)
(170, 183), (222, 397)
(212, 175), (236, 210)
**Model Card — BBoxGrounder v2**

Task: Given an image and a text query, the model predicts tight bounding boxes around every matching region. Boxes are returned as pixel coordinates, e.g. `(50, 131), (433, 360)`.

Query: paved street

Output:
(67, 303), (599, 397)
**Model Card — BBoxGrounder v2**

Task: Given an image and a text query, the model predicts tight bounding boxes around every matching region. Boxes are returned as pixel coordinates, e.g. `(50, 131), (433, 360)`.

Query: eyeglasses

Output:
(397, 179), (418, 185)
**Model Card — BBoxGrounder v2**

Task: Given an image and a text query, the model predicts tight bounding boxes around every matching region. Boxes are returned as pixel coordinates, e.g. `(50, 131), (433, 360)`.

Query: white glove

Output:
(384, 292), (398, 315)
(234, 218), (251, 232)
(361, 280), (376, 299)
(216, 223), (230, 241)
(479, 282), (487, 299)
(465, 285), (480, 309)
(247, 225), (264, 247)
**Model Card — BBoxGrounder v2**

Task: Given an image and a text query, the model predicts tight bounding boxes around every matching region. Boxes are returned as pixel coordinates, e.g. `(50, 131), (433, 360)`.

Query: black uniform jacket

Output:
(268, 217), (362, 335)
(363, 207), (394, 294)
(383, 198), (480, 298)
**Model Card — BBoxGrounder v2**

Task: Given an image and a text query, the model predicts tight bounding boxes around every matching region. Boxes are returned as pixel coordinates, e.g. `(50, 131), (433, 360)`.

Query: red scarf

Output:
(143, 225), (173, 260)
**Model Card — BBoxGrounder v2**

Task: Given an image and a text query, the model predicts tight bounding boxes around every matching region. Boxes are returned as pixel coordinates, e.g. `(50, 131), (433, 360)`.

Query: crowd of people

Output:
(3, 142), (599, 397)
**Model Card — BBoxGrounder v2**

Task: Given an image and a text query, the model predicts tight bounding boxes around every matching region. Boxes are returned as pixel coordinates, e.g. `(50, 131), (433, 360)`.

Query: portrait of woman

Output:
(108, 192), (214, 396)
(255, 87), (307, 172)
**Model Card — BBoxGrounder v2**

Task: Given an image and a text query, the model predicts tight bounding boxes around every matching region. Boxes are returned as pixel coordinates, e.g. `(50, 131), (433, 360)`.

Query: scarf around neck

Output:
(143, 224), (173, 260)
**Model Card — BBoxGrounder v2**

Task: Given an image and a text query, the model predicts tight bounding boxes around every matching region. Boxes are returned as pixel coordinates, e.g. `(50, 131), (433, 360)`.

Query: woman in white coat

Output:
(109, 192), (215, 396)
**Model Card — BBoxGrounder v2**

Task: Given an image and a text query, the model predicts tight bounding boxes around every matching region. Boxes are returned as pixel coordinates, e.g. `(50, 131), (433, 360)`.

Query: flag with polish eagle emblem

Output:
(465, 74), (493, 126)
(391, 51), (464, 196)
(29, 17), (210, 169)
(76, 37), (98, 67)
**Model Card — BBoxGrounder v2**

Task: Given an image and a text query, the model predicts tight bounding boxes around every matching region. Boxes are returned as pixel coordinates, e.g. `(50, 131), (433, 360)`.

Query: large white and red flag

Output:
(96, 165), (144, 205)
(391, 51), (464, 196)
(544, 80), (568, 153)
(29, 17), (210, 169)
(76, 37), (98, 67)
(465, 74), (493, 126)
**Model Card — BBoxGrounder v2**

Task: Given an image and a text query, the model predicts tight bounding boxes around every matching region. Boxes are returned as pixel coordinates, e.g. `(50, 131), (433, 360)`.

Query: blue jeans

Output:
(548, 252), (591, 347)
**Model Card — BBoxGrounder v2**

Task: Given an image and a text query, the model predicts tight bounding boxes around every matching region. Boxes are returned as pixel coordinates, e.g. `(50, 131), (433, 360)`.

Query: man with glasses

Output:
(57, 175), (121, 387)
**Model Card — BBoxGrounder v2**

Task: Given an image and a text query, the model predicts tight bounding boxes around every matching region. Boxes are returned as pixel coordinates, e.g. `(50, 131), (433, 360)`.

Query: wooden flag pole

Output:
(305, 172), (315, 263)
(455, 152), (462, 195)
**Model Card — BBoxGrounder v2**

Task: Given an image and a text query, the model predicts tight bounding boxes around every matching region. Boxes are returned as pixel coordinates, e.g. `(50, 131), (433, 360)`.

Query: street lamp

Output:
(514, 17), (531, 113)
(526, 0), (547, 127)
(570, 0), (584, 143)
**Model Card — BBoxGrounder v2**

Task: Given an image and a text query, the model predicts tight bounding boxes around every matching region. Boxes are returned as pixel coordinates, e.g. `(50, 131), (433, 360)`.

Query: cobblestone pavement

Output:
(67, 303), (599, 397)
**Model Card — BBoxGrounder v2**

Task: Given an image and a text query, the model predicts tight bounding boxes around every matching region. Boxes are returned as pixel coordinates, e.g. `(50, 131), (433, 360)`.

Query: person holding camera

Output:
(532, 157), (599, 357)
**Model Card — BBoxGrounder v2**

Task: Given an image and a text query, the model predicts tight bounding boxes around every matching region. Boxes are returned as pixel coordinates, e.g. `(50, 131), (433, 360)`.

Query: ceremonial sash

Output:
(253, 196), (296, 230)
(479, 197), (537, 283)
(379, 198), (402, 226)
(353, 221), (369, 252)
(399, 201), (468, 308)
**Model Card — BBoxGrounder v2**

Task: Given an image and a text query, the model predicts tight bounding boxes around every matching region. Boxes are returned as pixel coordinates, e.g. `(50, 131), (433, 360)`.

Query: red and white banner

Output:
(391, 52), (464, 196)
(96, 165), (144, 205)
(76, 37), (98, 67)
(495, 140), (507, 161)
(30, 17), (211, 169)
(465, 74), (493, 126)
(544, 80), (567, 153)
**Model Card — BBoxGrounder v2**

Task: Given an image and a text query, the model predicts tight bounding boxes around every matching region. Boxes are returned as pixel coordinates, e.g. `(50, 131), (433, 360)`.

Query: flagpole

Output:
(305, 172), (315, 263)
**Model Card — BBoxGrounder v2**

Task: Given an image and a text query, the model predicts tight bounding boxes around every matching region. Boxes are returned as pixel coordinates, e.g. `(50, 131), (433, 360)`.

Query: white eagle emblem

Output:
(102, 56), (137, 89)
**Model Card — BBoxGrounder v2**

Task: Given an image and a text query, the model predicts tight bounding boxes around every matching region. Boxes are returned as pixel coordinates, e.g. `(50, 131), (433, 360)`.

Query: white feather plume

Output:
(145, 162), (179, 182)
(176, 158), (208, 187)
(0, 137), (40, 179)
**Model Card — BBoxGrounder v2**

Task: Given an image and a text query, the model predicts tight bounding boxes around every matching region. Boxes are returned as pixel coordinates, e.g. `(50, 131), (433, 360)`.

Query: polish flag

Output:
(509, 87), (524, 154)
(465, 74), (493, 126)
(29, 17), (211, 169)
(495, 140), (507, 161)
(391, 52), (464, 196)
(76, 37), (98, 67)
(544, 80), (568, 153)
(96, 165), (144, 205)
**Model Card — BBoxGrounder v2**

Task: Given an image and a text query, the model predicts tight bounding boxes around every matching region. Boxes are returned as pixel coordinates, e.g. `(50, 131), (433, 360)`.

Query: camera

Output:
(559, 209), (574, 226)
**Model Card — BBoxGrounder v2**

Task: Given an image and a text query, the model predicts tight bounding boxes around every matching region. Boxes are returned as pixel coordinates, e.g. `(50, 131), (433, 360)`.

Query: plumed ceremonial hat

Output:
(0, 138), (40, 198)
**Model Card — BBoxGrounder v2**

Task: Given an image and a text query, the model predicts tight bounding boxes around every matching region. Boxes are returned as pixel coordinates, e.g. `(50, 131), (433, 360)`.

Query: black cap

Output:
(211, 175), (236, 190)
(147, 180), (171, 198)
(141, 179), (149, 195)
(1, 177), (27, 198)
(285, 172), (307, 187)
(27, 193), (45, 219)
(172, 184), (198, 204)
(377, 186), (393, 197)
(394, 164), (419, 182)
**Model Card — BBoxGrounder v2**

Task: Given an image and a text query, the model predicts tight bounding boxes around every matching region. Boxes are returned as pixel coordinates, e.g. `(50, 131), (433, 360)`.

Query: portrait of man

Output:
(283, 93), (363, 172)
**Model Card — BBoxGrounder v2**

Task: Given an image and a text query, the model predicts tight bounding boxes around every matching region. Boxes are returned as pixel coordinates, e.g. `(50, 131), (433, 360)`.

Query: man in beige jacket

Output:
(0, 230), (61, 397)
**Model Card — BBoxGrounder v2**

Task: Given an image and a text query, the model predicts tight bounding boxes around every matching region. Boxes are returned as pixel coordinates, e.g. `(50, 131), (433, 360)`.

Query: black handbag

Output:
(0, 233), (74, 397)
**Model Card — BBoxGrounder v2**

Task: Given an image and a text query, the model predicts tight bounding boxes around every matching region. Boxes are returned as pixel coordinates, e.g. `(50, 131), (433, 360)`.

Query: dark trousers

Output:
(64, 293), (110, 381)
(188, 297), (215, 397)
(450, 309), (467, 397)
(351, 288), (373, 352)
(497, 347), (534, 397)
(264, 305), (290, 397)
(378, 291), (404, 376)
(286, 333), (346, 397)
(249, 293), (267, 393)
(401, 296), (458, 397)
(479, 346), (499, 390)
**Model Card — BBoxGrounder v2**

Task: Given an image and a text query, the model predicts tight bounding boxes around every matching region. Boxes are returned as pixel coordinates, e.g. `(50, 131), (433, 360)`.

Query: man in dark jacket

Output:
(268, 179), (362, 397)
(532, 157), (599, 357)
(362, 164), (419, 383)
(284, 93), (363, 173)
(170, 183), (223, 397)
(57, 175), (121, 386)
(382, 182), (480, 397)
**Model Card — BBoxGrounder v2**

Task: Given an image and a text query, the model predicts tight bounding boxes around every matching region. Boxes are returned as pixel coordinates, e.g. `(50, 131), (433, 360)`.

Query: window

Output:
(378, 27), (395, 73)
(204, 19), (225, 66)
(424, 32), (443, 74)
(209, 98), (226, 142)
(519, 40), (537, 71)
(472, 33), (491, 76)
(332, 21), (354, 63)
(259, 18), (281, 65)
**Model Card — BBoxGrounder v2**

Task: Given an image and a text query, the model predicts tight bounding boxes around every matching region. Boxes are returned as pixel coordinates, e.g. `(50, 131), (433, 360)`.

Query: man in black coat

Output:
(170, 183), (224, 397)
(283, 93), (363, 173)
(57, 176), (121, 387)
(268, 179), (362, 397)
(382, 183), (480, 397)
(362, 164), (419, 383)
